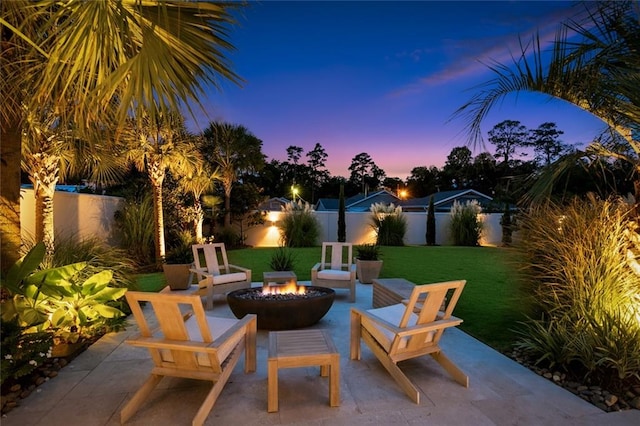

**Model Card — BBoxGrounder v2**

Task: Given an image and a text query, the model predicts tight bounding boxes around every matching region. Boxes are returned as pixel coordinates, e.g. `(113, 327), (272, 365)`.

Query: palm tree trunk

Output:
(224, 185), (232, 228)
(29, 153), (60, 256)
(194, 201), (204, 242)
(149, 162), (166, 266)
(151, 181), (165, 265)
(0, 123), (23, 272)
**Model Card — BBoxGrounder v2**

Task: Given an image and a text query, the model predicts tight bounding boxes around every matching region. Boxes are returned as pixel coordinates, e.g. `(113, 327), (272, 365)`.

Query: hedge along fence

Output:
(246, 211), (508, 247)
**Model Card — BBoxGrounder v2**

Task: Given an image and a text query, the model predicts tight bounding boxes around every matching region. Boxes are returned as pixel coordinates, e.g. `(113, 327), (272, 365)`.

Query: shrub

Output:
(278, 201), (320, 247)
(214, 226), (241, 248)
(515, 195), (640, 386)
(426, 195), (436, 245)
(449, 200), (482, 246)
(370, 202), (407, 246)
(1, 319), (52, 386)
(113, 196), (155, 268)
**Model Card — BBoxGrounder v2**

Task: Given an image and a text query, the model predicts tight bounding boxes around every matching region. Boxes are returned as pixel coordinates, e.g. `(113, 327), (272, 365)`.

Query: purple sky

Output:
(185, 1), (605, 179)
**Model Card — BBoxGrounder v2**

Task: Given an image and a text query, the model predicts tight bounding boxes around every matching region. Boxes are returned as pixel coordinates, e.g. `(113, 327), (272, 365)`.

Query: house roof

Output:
(400, 189), (493, 211)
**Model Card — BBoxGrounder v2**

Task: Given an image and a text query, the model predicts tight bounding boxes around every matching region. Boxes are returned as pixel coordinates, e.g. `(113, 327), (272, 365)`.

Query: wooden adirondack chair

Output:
(121, 291), (257, 426)
(350, 280), (468, 403)
(190, 243), (252, 309)
(311, 242), (357, 302)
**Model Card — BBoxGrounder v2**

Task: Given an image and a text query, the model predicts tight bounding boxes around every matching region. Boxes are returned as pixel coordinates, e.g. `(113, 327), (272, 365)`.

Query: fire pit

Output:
(226, 281), (335, 330)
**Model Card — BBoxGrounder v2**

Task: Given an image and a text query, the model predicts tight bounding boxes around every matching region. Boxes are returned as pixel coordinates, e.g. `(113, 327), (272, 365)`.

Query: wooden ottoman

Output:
(267, 329), (340, 412)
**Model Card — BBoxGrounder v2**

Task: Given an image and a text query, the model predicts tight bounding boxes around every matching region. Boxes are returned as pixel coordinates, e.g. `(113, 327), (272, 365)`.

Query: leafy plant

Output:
(269, 247), (297, 271)
(277, 201), (320, 247)
(355, 243), (381, 261)
(449, 200), (483, 246)
(370, 202), (407, 246)
(1, 243), (128, 344)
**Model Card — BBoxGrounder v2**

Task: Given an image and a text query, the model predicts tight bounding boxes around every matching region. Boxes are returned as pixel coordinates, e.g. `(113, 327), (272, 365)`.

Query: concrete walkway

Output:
(3, 282), (639, 426)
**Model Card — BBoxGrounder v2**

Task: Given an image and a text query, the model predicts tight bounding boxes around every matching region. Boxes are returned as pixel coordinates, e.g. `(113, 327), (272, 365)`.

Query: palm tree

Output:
(1, 0), (242, 271)
(124, 112), (200, 265)
(180, 161), (219, 242)
(453, 1), (639, 202)
(200, 122), (265, 228)
(21, 107), (122, 256)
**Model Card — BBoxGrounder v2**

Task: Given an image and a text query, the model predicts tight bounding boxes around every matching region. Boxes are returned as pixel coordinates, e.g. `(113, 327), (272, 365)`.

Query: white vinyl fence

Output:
(20, 188), (124, 245)
(244, 211), (507, 247)
(20, 189), (507, 248)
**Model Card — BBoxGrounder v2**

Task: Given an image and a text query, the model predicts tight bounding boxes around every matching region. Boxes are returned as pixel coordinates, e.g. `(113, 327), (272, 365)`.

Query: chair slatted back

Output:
(125, 291), (221, 374)
(395, 280), (466, 352)
(192, 243), (230, 276)
(321, 242), (353, 270)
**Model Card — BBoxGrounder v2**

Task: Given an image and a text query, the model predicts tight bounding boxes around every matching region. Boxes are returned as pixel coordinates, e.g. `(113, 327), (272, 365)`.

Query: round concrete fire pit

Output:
(226, 286), (335, 330)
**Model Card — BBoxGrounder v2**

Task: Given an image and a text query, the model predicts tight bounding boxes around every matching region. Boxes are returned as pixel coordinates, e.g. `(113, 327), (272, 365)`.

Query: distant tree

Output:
(442, 146), (474, 189)
(338, 183), (346, 242)
(487, 120), (529, 168)
(306, 143), (329, 203)
(426, 195), (436, 246)
(406, 166), (440, 198)
(470, 152), (498, 195)
(201, 122), (265, 227)
(286, 145), (304, 185)
(348, 152), (375, 194)
(527, 122), (568, 166)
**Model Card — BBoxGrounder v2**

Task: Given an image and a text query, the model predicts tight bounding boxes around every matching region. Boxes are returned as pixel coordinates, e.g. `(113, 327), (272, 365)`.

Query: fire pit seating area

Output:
(189, 243), (252, 309)
(311, 242), (357, 302)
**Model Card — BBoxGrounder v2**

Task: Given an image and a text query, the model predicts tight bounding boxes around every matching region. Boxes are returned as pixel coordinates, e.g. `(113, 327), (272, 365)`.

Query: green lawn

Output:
(137, 245), (528, 352)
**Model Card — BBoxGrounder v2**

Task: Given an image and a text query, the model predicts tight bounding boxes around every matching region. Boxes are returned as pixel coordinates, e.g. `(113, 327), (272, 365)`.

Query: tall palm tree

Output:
(201, 122), (265, 228)
(1, 0), (242, 272)
(453, 1), (639, 202)
(22, 107), (122, 256)
(124, 112), (199, 265)
(180, 161), (219, 242)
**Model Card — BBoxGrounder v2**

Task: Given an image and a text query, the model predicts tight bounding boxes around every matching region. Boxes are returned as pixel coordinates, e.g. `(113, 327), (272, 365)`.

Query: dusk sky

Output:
(186, 1), (606, 180)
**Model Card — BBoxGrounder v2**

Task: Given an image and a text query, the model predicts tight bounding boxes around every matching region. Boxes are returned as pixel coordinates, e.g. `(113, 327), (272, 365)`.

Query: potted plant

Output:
(162, 231), (194, 290)
(355, 243), (383, 284)
(269, 246), (297, 271)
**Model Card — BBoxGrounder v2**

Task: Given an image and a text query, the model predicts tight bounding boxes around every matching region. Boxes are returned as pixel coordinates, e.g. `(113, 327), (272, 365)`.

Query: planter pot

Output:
(162, 263), (192, 290)
(356, 259), (383, 284)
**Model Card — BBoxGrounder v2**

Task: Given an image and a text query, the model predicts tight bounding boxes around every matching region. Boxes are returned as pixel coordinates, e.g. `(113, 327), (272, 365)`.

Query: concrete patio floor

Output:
(3, 281), (639, 426)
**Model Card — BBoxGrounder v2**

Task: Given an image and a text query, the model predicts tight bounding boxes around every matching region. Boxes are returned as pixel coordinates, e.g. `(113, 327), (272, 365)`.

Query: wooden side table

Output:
(372, 278), (415, 308)
(263, 271), (297, 287)
(267, 329), (340, 412)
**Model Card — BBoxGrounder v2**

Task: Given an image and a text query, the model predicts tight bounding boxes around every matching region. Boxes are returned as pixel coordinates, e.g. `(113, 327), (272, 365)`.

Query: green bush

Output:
(515, 195), (640, 386)
(370, 202), (407, 246)
(214, 226), (240, 248)
(449, 200), (482, 246)
(277, 201), (320, 247)
(113, 196), (155, 268)
(1, 319), (52, 386)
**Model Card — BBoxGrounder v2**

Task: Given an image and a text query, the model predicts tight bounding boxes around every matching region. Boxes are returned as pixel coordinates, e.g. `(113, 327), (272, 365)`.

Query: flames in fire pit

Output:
(261, 280), (306, 296)
(227, 285), (335, 330)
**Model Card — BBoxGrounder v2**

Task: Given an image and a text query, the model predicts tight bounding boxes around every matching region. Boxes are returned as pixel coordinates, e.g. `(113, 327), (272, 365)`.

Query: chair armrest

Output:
(395, 317), (464, 338)
(351, 307), (403, 334)
(311, 263), (323, 281)
(228, 264), (252, 282)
